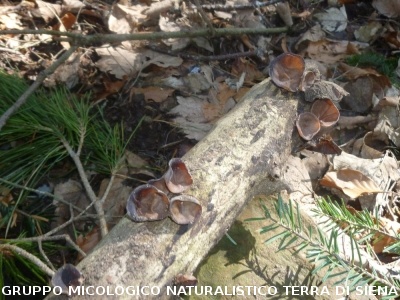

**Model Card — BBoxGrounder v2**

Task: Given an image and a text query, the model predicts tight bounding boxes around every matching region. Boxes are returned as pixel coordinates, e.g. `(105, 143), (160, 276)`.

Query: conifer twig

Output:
(0, 244), (55, 277)
(61, 138), (108, 237)
(15, 234), (87, 259)
(0, 45), (78, 130)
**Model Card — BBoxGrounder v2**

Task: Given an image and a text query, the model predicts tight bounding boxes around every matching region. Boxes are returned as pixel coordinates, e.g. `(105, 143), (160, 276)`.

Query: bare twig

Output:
(338, 115), (376, 128)
(0, 27), (288, 46)
(76, 122), (86, 157)
(44, 199), (96, 237)
(193, 0), (215, 36)
(15, 234), (87, 259)
(189, 0), (285, 11)
(99, 173), (116, 205)
(146, 45), (257, 61)
(0, 178), (84, 214)
(38, 240), (56, 271)
(61, 138), (108, 237)
(0, 244), (55, 277)
(0, 45), (78, 130)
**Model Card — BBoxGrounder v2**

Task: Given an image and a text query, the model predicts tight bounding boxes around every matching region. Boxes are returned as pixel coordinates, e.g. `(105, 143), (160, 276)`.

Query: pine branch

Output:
(315, 198), (399, 246)
(0, 46), (77, 130)
(249, 195), (400, 294)
(0, 244), (55, 277)
(61, 137), (108, 237)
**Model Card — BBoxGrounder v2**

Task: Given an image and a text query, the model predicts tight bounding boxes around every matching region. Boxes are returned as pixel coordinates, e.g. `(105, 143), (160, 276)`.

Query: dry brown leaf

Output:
(320, 169), (382, 199)
(383, 31), (400, 49)
(342, 76), (390, 113)
(108, 3), (147, 34)
(159, 16), (190, 50)
(276, 2), (293, 27)
(131, 86), (174, 103)
(234, 87), (251, 101)
(354, 21), (383, 43)
(0, 187), (13, 207)
(76, 227), (101, 261)
(305, 135), (342, 155)
(202, 102), (221, 122)
(360, 131), (388, 159)
(45, 52), (81, 88)
(30, 0), (62, 23)
(169, 96), (208, 124)
(231, 58), (264, 84)
(338, 62), (384, 80)
(214, 11), (232, 19)
(169, 96), (213, 140)
(372, 217), (400, 254)
(53, 12), (76, 31)
(216, 82), (237, 103)
(295, 24), (326, 51)
(314, 7), (347, 32)
(303, 39), (368, 64)
(62, 0), (85, 11)
(0, 12), (23, 30)
(96, 47), (144, 79)
(372, 0), (400, 18)
(53, 180), (94, 232)
(96, 47), (182, 79)
(98, 174), (131, 228)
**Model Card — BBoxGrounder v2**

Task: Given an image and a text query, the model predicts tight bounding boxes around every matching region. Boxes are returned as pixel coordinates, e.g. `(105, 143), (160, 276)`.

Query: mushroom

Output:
(175, 274), (198, 287)
(269, 53), (305, 92)
(51, 264), (84, 295)
(169, 195), (202, 225)
(164, 158), (193, 194)
(126, 184), (170, 222)
(296, 112), (320, 140)
(311, 98), (340, 127)
(148, 177), (169, 194)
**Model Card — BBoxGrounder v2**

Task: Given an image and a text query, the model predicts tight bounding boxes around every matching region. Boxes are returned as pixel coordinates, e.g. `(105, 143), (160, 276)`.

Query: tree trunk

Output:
(47, 78), (300, 299)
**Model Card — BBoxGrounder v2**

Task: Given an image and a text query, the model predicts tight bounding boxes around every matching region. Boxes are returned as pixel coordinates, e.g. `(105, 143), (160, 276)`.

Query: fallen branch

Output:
(46, 78), (300, 299)
(61, 138), (108, 237)
(0, 27), (288, 46)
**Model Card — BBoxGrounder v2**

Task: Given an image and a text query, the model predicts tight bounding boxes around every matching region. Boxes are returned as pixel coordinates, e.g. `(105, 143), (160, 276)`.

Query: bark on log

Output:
(47, 78), (301, 299)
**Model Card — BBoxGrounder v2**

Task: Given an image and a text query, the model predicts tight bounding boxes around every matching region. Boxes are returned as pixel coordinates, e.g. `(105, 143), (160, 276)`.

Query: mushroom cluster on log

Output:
(46, 78), (300, 300)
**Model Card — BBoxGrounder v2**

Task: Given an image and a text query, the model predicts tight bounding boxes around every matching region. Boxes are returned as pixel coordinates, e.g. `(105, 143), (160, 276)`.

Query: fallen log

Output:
(47, 78), (300, 299)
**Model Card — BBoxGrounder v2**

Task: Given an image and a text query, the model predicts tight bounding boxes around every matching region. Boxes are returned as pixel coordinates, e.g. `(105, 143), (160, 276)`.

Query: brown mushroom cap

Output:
(169, 195), (202, 225)
(148, 177), (169, 194)
(311, 98), (340, 127)
(296, 112), (320, 140)
(126, 184), (170, 222)
(164, 158), (193, 194)
(269, 53), (305, 92)
(51, 264), (84, 295)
